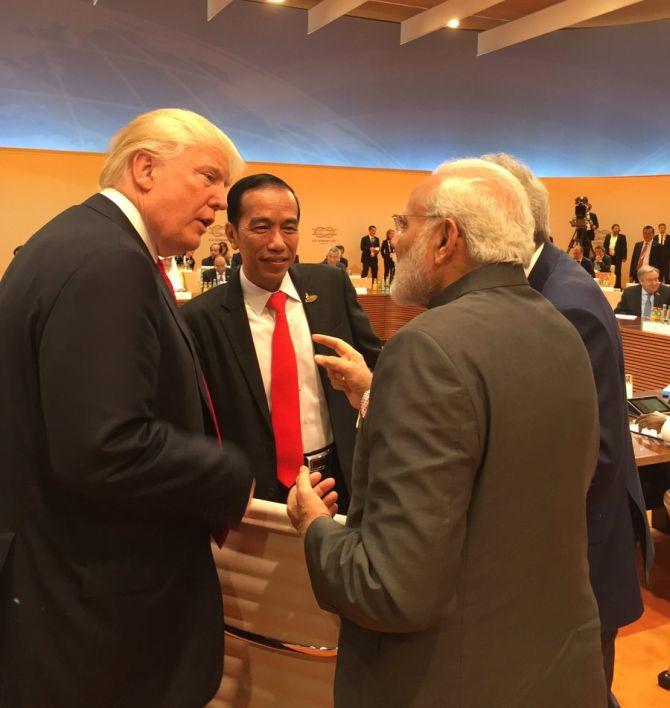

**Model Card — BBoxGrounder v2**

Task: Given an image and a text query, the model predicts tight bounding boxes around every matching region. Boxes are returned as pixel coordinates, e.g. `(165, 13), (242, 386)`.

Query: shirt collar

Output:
(100, 187), (157, 262)
(525, 242), (545, 277)
(239, 267), (300, 316)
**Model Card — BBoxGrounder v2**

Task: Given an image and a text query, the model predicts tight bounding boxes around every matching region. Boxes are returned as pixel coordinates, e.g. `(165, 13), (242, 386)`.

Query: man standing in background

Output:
(603, 224), (627, 289)
(0, 109), (254, 707)
(630, 225), (663, 283)
(360, 224), (380, 279)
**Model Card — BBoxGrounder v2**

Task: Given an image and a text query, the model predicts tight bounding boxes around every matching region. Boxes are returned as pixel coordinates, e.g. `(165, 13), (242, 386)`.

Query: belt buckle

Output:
(306, 449), (330, 474)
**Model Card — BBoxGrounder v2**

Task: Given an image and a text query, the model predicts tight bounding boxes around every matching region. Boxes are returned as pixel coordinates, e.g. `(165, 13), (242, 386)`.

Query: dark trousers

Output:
(601, 629), (619, 707)
(383, 258), (395, 283)
(361, 257), (378, 279)
(612, 257), (624, 289)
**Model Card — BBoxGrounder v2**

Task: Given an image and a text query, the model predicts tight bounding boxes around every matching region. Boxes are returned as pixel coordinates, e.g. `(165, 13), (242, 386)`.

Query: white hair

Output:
(99, 108), (245, 188)
(480, 153), (550, 247)
(431, 158), (535, 267)
(637, 265), (659, 279)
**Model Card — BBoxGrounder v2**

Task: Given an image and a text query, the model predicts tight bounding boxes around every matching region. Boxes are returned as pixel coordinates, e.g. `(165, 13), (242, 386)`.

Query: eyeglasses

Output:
(391, 213), (442, 235)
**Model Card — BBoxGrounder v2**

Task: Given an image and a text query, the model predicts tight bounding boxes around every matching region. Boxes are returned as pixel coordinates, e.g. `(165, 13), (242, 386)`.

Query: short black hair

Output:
(368, 225), (376, 231)
(226, 173), (300, 228)
(611, 223), (619, 229)
(643, 225), (654, 232)
(659, 223), (667, 228)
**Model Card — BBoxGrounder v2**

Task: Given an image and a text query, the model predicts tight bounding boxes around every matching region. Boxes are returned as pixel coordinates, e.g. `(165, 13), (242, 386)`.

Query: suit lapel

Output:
(84, 193), (214, 421)
(290, 266), (334, 394)
(220, 273), (272, 430)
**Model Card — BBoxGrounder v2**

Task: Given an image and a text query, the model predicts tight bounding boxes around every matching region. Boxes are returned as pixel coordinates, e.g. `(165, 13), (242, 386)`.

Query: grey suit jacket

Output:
(304, 264), (605, 707)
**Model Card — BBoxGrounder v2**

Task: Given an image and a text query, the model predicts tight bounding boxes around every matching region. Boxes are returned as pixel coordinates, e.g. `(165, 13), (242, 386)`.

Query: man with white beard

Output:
(287, 159), (606, 707)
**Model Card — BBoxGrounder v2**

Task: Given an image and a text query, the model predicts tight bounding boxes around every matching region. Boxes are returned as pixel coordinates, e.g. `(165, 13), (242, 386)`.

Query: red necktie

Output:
(266, 292), (303, 487)
(155, 259), (227, 545)
(155, 258), (176, 299)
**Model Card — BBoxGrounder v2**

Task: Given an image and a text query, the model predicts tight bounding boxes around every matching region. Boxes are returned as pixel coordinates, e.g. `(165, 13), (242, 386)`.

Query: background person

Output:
(380, 228), (396, 284)
(603, 224), (627, 288)
(630, 225), (663, 283)
(360, 225), (380, 279)
(615, 265), (670, 317)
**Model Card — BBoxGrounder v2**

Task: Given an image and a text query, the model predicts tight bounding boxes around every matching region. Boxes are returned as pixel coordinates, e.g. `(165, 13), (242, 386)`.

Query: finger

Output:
(326, 369), (348, 392)
(321, 490), (338, 507)
(313, 476), (337, 498)
(295, 466), (313, 497)
(314, 354), (350, 374)
(312, 334), (358, 359)
(308, 470), (323, 487)
(326, 503), (339, 517)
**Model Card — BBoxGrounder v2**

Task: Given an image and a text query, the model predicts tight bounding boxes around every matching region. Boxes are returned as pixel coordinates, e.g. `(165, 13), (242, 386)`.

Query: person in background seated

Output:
(336, 244), (348, 269)
(202, 254), (228, 286)
(184, 251), (196, 270)
(571, 244), (595, 276)
(182, 173), (381, 510)
(591, 245), (611, 273)
(630, 225), (663, 283)
(322, 246), (347, 270)
(219, 241), (232, 266)
(614, 265), (670, 317)
(380, 229), (396, 284)
(230, 247), (242, 268)
(603, 224), (628, 289)
(201, 241), (221, 266)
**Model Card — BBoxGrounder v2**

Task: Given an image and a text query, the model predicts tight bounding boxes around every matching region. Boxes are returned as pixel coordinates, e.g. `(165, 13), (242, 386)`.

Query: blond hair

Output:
(99, 108), (245, 188)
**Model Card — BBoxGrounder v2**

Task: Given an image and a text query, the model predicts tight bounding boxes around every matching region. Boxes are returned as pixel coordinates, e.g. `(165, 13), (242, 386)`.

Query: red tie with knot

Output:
(266, 291), (303, 488)
(155, 259), (227, 545)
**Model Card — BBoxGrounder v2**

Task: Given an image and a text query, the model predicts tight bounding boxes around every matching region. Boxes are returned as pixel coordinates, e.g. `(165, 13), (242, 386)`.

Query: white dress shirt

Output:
(641, 289), (653, 318)
(239, 268), (333, 454)
(608, 234), (618, 257)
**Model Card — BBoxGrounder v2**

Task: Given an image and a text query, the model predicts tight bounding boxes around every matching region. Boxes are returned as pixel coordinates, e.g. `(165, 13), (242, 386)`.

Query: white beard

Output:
(391, 230), (436, 307)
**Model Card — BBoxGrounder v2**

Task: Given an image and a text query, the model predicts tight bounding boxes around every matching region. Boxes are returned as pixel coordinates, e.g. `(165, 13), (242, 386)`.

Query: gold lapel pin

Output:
(304, 293), (318, 303)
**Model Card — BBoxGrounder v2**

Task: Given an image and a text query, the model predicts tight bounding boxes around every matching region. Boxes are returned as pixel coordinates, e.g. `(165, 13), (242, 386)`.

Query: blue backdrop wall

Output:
(1, 0), (669, 176)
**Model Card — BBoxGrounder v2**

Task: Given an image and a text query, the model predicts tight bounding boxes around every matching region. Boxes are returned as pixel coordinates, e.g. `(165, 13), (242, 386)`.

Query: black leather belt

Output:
(304, 444), (335, 475)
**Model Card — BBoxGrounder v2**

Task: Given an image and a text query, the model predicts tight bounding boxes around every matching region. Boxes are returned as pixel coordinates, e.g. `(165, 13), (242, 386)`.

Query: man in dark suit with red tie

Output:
(630, 225), (664, 283)
(182, 174), (381, 510)
(0, 109), (254, 707)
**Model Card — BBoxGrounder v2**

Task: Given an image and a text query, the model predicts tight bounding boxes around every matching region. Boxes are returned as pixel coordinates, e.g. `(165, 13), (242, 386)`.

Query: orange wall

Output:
(2, 147), (670, 278)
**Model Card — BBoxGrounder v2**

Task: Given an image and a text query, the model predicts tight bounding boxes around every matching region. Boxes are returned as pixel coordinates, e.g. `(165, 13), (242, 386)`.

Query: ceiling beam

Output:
(400, 0), (501, 45)
(478, 0), (643, 55)
(308, 0), (367, 34)
(207, 0), (234, 22)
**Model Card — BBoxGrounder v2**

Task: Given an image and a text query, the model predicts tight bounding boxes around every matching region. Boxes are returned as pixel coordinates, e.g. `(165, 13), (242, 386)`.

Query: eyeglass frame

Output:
(391, 213), (443, 235)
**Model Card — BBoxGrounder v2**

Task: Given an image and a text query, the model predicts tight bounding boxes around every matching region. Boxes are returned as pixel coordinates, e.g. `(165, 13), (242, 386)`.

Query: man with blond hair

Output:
(0, 109), (255, 706)
(288, 159), (605, 706)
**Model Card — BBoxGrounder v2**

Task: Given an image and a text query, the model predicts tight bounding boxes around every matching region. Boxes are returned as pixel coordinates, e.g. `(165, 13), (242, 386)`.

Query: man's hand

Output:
(312, 334), (373, 410)
(287, 467), (338, 536)
(635, 411), (668, 434)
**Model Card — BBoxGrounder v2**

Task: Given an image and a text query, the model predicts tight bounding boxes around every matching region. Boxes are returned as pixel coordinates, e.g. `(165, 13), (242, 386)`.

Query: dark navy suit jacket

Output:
(529, 242), (653, 632)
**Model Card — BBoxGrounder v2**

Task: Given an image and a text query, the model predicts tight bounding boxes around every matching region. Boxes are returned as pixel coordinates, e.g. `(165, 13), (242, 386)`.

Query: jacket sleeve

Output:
(39, 246), (252, 527)
(339, 268), (381, 369)
(304, 327), (481, 632)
